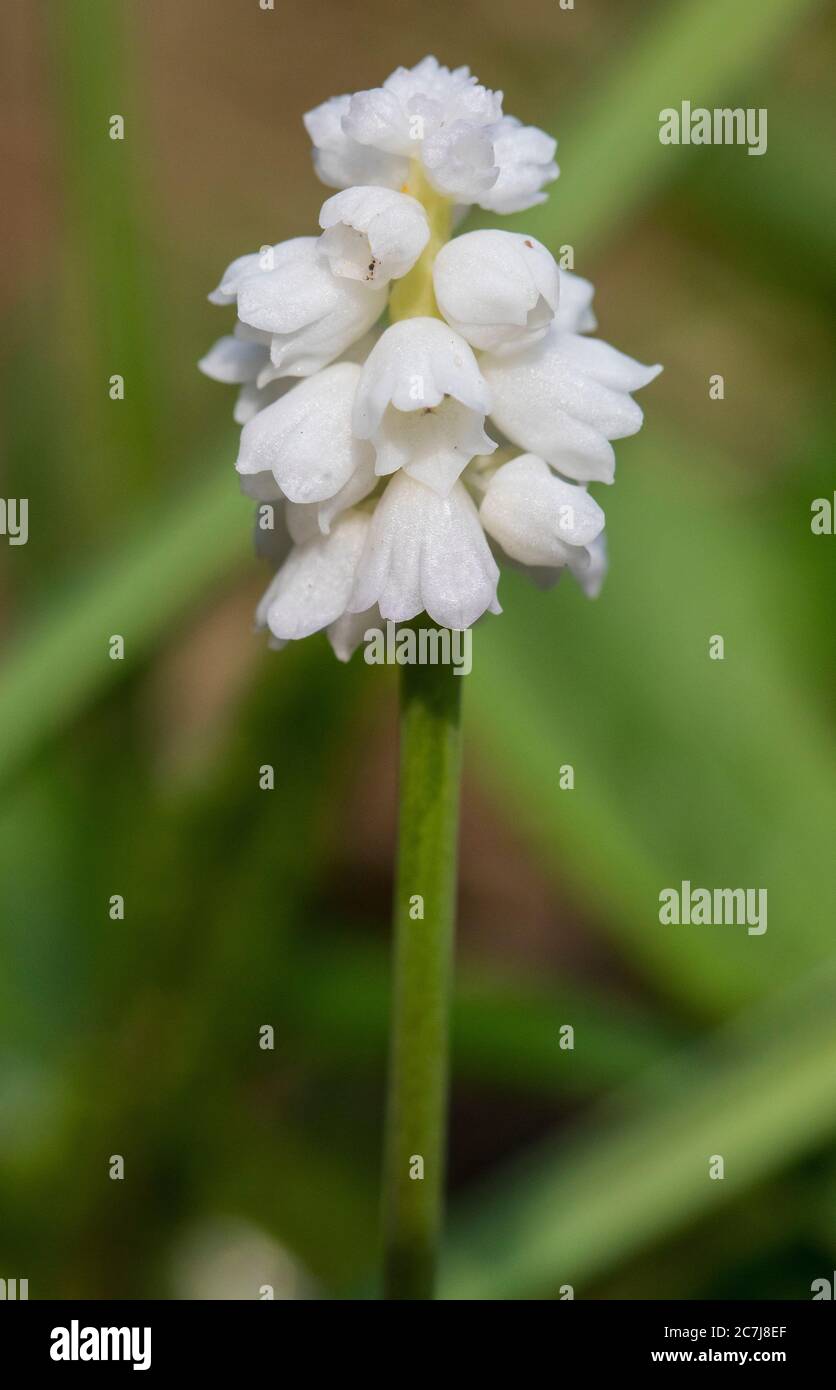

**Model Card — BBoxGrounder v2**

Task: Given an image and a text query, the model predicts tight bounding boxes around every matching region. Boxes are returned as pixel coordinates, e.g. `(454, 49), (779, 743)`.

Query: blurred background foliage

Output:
(0, 0), (834, 1299)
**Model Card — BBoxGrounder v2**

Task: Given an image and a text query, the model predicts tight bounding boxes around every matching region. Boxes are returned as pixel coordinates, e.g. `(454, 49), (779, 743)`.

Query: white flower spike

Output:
(200, 55), (661, 656)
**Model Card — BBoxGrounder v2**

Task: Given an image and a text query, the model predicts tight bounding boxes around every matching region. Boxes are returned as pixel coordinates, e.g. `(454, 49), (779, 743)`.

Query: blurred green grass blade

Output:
(441, 960), (836, 1299)
(215, 1115), (380, 1295)
(288, 937), (679, 1096)
(469, 0), (825, 253)
(453, 969), (674, 1096)
(469, 427), (836, 1012)
(684, 96), (836, 292)
(0, 646), (371, 1293)
(48, 0), (170, 495)
(0, 460), (247, 789)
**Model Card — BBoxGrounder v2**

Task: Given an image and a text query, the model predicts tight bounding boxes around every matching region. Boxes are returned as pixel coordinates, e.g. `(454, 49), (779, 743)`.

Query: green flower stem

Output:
(382, 648), (463, 1299)
(388, 165), (452, 322)
(381, 167), (461, 1299)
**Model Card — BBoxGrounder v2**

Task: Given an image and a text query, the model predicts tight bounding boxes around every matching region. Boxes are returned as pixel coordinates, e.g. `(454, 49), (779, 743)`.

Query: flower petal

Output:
(232, 238), (387, 377)
(476, 117), (558, 214)
(434, 229), (559, 352)
(555, 270), (597, 334)
(303, 95), (408, 189)
(353, 317), (491, 437)
(319, 186), (429, 285)
(482, 324), (660, 483)
(236, 362), (373, 504)
(571, 531), (608, 598)
(479, 453), (605, 566)
(208, 251), (262, 305)
(350, 472), (500, 629)
(327, 606), (380, 662)
(198, 334), (268, 384)
(260, 508), (371, 641)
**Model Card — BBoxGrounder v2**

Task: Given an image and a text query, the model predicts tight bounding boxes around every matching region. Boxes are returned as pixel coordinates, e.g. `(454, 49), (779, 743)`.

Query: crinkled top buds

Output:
(303, 55), (558, 212)
(199, 55), (661, 659)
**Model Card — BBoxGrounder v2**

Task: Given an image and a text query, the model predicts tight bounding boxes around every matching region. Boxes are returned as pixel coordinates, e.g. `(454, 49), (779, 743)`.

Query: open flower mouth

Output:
(374, 397), (496, 496)
(525, 295), (553, 334)
(319, 225), (381, 283)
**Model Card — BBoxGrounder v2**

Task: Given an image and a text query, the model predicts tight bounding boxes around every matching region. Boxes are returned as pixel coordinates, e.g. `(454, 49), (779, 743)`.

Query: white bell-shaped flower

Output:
(352, 318), (496, 496)
(280, 454), (378, 538)
(479, 454), (605, 567)
(475, 116), (559, 214)
(198, 325), (291, 423)
(236, 362), (374, 505)
(420, 121), (499, 201)
(433, 230), (560, 353)
(262, 494), (382, 655)
(503, 530), (608, 598)
(304, 95), (409, 192)
(208, 252), (265, 306)
(257, 507), (371, 643)
(318, 187), (430, 286)
(481, 324), (662, 484)
(198, 329), (268, 384)
(216, 238), (387, 378)
(350, 471), (501, 630)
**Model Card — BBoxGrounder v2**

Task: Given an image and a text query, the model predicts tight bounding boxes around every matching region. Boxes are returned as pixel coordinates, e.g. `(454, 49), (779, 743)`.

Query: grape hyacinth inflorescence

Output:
(200, 55), (661, 654)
